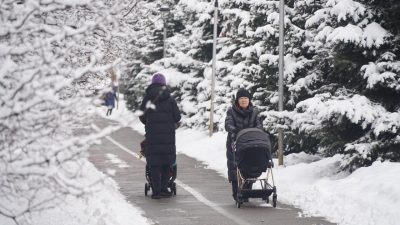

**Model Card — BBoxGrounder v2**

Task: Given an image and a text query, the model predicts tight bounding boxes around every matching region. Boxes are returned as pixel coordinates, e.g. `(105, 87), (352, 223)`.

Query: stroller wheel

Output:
(236, 200), (241, 208)
(272, 194), (277, 208)
(145, 183), (148, 196)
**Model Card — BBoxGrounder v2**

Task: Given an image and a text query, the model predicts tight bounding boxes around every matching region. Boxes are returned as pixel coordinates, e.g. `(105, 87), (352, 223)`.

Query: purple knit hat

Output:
(152, 73), (166, 85)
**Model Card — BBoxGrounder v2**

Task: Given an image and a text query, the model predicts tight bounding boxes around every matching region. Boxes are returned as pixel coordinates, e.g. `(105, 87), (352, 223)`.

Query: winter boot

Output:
(160, 165), (171, 197)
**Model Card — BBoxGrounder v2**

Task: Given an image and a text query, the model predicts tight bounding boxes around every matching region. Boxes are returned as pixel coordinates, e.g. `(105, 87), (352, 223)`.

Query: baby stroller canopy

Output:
(235, 128), (272, 174)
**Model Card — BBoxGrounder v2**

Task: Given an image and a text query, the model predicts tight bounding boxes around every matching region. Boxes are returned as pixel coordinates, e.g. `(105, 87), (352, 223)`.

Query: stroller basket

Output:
(240, 188), (274, 199)
(140, 138), (178, 196)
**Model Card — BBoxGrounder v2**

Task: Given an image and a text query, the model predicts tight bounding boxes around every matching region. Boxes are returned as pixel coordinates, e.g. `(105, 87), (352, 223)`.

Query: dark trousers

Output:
(106, 108), (113, 116)
(232, 181), (238, 200)
(231, 181), (253, 200)
(150, 164), (170, 196)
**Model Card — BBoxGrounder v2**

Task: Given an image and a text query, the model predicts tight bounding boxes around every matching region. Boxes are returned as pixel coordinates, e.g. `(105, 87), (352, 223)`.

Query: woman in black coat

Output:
(225, 89), (263, 201)
(139, 73), (181, 199)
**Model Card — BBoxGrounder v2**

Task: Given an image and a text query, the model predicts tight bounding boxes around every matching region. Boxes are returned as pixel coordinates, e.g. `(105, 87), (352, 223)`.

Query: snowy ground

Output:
(128, 96), (400, 225)
(2, 95), (399, 225)
(0, 156), (151, 225)
(0, 98), (151, 225)
(133, 127), (400, 225)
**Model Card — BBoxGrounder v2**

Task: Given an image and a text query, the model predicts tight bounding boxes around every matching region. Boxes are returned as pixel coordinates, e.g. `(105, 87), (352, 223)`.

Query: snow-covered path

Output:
(3, 96), (398, 225)
(89, 117), (334, 225)
(91, 96), (400, 225)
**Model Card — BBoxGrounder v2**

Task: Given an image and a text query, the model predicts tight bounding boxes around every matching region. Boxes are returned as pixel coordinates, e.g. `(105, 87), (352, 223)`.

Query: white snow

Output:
(0, 97), (149, 225)
(127, 97), (400, 225)
(329, 0), (366, 22)
(9, 0), (397, 225)
(173, 128), (400, 225)
(4, 7), (394, 220)
(0, 158), (150, 225)
(2, 95), (399, 225)
(363, 22), (388, 48)
(327, 24), (363, 44)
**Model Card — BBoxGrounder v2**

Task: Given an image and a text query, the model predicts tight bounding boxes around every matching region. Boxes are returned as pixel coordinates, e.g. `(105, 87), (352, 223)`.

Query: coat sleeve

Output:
(139, 96), (149, 125)
(171, 97), (181, 123)
(225, 108), (238, 134)
(254, 107), (263, 130)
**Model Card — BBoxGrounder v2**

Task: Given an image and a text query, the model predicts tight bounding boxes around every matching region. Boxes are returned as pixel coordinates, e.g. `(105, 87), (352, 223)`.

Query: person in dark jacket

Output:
(105, 84), (118, 116)
(139, 73), (181, 199)
(225, 89), (263, 201)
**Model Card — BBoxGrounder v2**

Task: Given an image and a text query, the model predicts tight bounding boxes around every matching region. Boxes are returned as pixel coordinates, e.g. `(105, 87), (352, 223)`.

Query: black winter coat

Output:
(225, 103), (263, 181)
(139, 83), (181, 167)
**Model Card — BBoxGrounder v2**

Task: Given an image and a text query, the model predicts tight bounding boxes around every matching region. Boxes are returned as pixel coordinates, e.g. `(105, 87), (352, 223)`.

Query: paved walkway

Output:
(87, 117), (335, 225)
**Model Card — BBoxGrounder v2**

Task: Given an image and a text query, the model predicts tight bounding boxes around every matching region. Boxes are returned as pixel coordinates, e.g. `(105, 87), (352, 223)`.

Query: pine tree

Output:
(125, 0), (225, 131)
(0, 0), (134, 221)
(264, 0), (400, 170)
(124, 0), (171, 111)
(125, 0), (400, 171)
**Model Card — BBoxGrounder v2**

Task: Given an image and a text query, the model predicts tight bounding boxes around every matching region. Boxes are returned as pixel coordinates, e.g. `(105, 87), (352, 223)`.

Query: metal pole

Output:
(163, 18), (167, 58)
(210, 0), (218, 137)
(278, 0), (285, 166)
(159, 7), (170, 57)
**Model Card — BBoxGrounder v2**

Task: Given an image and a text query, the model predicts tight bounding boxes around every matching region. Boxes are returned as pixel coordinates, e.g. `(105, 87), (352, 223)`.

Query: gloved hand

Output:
(232, 128), (241, 136)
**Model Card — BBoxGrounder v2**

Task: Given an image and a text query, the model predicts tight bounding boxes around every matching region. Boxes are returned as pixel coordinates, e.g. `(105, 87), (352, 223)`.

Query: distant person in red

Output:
(105, 83), (118, 116)
(225, 89), (263, 201)
(139, 73), (181, 199)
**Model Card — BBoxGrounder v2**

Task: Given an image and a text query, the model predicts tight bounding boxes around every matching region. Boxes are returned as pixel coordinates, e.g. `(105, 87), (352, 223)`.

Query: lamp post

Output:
(210, 0), (218, 137)
(159, 7), (170, 58)
(278, 0), (285, 166)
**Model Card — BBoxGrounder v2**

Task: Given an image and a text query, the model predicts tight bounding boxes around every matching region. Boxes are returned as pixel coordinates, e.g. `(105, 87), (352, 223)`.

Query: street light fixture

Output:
(159, 7), (170, 58)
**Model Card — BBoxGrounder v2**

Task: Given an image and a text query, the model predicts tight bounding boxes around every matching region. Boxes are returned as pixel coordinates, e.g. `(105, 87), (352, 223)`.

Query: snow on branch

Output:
(361, 61), (400, 90)
(0, 0), (135, 223)
(295, 94), (400, 135)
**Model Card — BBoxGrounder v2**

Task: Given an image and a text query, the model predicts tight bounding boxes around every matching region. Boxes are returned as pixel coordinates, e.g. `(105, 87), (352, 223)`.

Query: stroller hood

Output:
(236, 128), (271, 152)
(235, 128), (272, 173)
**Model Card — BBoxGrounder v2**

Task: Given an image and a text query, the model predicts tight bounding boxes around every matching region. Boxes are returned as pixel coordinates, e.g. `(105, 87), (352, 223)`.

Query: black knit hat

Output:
(235, 89), (252, 103)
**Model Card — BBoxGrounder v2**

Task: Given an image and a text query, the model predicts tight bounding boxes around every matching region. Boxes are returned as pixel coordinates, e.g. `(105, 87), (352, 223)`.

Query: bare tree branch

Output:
(123, 0), (140, 18)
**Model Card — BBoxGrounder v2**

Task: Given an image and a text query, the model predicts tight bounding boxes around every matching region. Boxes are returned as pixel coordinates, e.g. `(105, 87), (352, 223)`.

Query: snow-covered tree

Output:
(124, 0), (175, 111)
(0, 0), (134, 223)
(125, 0), (400, 170)
(124, 0), (213, 131)
(264, 0), (400, 170)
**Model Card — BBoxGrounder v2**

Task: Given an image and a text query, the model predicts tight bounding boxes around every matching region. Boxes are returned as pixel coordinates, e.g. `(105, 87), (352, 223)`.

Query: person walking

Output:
(105, 85), (118, 116)
(225, 89), (263, 201)
(139, 73), (181, 199)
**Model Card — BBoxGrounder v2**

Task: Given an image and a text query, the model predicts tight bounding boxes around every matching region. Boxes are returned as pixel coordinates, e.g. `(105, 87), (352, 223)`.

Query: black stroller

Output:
(144, 163), (177, 196)
(140, 139), (177, 196)
(233, 128), (277, 208)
